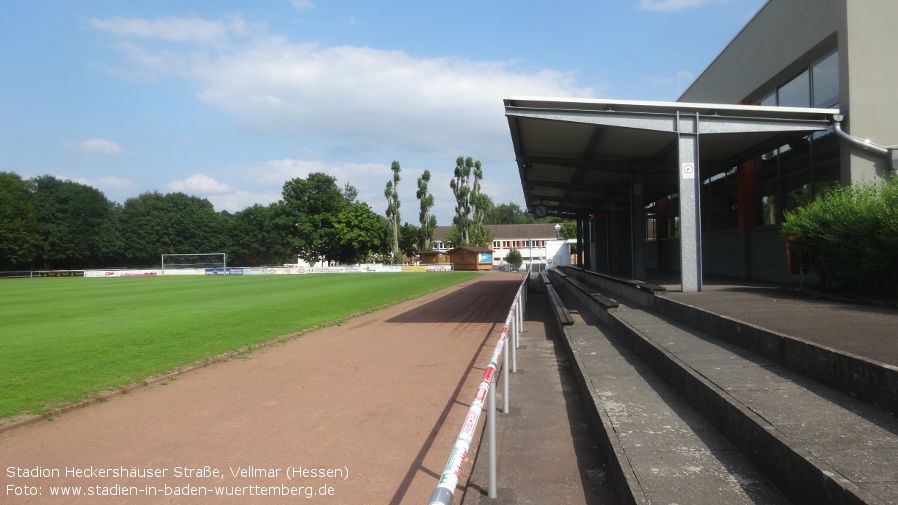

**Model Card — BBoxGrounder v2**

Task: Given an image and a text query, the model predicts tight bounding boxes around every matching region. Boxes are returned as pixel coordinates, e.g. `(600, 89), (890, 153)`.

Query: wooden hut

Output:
(418, 250), (451, 265)
(448, 246), (493, 271)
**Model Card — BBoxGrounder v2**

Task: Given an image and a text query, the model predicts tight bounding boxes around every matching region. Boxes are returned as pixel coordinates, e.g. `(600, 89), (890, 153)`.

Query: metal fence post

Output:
(428, 272), (530, 505)
(511, 300), (517, 350)
(503, 336), (510, 414)
(510, 307), (518, 373)
(488, 372), (498, 499)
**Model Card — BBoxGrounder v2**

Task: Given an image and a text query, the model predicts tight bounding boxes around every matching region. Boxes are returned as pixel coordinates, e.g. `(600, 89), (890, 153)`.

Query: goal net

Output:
(161, 253), (227, 275)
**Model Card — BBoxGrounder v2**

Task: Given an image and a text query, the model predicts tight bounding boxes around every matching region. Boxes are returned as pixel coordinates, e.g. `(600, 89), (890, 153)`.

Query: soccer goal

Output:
(161, 253), (228, 276)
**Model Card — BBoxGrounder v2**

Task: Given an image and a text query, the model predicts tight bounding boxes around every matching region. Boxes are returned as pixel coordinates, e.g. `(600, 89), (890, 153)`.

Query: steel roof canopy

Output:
(504, 96), (838, 291)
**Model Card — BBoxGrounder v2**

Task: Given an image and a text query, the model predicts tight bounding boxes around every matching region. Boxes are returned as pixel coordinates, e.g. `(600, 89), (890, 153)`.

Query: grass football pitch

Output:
(0, 272), (480, 421)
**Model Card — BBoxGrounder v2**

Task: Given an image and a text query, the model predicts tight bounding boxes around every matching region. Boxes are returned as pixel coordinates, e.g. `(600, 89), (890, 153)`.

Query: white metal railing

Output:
(428, 266), (530, 504)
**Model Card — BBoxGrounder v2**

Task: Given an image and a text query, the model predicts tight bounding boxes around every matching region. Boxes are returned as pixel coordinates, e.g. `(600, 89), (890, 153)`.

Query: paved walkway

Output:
(652, 273), (898, 368)
(0, 273), (523, 504)
(460, 283), (616, 505)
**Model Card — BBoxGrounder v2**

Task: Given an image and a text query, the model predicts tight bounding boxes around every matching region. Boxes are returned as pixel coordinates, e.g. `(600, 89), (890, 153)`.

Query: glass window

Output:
(810, 127), (839, 164)
(645, 202), (657, 241)
(701, 168), (738, 232)
(668, 196), (680, 237)
(760, 193), (778, 226)
(777, 70), (810, 107)
(812, 51), (839, 107)
(780, 136), (812, 175)
(743, 50), (840, 228)
(782, 174), (811, 212)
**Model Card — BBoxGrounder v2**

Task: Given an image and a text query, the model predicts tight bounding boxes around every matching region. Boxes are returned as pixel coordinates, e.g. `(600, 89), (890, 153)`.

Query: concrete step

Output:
(554, 294), (791, 505)
(549, 274), (898, 505)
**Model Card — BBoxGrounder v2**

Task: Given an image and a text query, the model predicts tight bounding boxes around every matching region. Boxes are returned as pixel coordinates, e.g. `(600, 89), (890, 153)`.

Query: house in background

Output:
(433, 224), (572, 271)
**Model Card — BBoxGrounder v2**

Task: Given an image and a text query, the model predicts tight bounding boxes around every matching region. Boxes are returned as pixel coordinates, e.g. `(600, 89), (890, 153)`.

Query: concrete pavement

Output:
(466, 268), (898, 505)
(460, 280), (617, 505)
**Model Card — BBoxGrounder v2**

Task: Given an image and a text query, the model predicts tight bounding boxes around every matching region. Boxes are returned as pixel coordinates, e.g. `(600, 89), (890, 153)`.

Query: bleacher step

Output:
(556, 297), (792, 504)
(605, 303), (898, 505)
(550, 264), (898, 505)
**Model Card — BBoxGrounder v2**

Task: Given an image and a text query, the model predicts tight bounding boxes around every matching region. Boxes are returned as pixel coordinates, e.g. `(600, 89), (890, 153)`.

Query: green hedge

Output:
(782, 178), (898, 295)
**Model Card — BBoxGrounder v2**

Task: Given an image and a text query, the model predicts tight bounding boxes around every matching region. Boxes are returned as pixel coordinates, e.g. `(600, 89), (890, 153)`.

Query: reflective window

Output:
(777, 69), (810, 107)
(760, 194), (778, 226)
(812, 51), (839, 107)
(645, 202), (657, 240)
(742, 50), (841, 227)
(701, 168), (738, 232)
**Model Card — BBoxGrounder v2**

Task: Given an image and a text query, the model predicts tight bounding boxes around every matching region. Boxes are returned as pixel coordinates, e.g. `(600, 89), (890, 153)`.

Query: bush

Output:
(782, 178), (898, 295)
(506, 247), (523, 268)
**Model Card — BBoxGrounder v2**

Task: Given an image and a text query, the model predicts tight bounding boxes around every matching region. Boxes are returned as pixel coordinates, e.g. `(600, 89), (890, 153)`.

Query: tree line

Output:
(1, 159), (562, 271)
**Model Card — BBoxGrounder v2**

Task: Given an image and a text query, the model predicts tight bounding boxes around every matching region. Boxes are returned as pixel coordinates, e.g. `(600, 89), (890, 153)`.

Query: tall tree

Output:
(0, 172), (40, 269)
(384, 161), (401, 260)
(332, 202), (388, 265)
(118, 191), (221, 266)
(342, 182), (359, 205)
(281, 172), (349, 266)
(470, 191), (493, 248)
(31, 175), (117, 269)
(416, 169), (437, 250)
(484, 202), (534, 225)
(228, 203), (294, 266)
(449, 156), (491, 247)
(398, 222), (422, 261)
(450, 156), (475, 245)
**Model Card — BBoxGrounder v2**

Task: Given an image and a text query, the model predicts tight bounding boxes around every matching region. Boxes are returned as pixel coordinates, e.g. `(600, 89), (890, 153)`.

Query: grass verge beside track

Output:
(0, 272), (480, 422)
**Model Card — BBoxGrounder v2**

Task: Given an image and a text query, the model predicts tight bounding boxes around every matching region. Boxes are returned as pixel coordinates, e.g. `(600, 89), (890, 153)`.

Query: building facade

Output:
(663, 0), (898, 282)
(433, 224), (568, 269)
(505, 0), (897, 289)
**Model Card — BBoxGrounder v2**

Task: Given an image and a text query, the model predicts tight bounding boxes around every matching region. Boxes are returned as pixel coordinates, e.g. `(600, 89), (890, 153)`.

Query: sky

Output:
(1, 0), (767, 225)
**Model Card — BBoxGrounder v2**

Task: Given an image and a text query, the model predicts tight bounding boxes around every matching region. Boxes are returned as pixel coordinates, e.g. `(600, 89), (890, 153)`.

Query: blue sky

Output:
(1, 0), (766, 225)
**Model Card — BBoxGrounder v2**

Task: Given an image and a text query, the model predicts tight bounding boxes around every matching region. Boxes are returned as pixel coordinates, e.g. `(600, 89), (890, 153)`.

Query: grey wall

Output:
(702, 231), (745, 278)
(680, 0), (842, 105)
(682, 0), (898, 184)
(842, 1), (898, 183)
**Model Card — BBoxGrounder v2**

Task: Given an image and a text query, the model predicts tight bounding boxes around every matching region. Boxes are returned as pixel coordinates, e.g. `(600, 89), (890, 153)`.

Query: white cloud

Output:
(639, 0), (722, 12)
(207, 190), (282, 213)
(94, 175), (136, 190)
(231, 158), (390, 204)
(89, 15), (251, 44)
(63, 138), (125, 155)
(290, 0), (315, 11)
(69, 175), (134, 190)
(93, 17), (594, 164)
(198, 42), (591, 161)
(234, 158), (384, 185)
(90, 14), (598, 221)
(166, 173), (231, 194)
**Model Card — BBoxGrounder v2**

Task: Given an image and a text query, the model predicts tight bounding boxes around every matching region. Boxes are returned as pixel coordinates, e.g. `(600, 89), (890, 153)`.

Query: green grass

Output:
(0, 272), (480, 421)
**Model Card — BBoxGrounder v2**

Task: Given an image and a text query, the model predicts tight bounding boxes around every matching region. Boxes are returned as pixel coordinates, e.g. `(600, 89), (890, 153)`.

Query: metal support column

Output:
(677, 111), (703, 292)
(630, 170), (646, 280)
